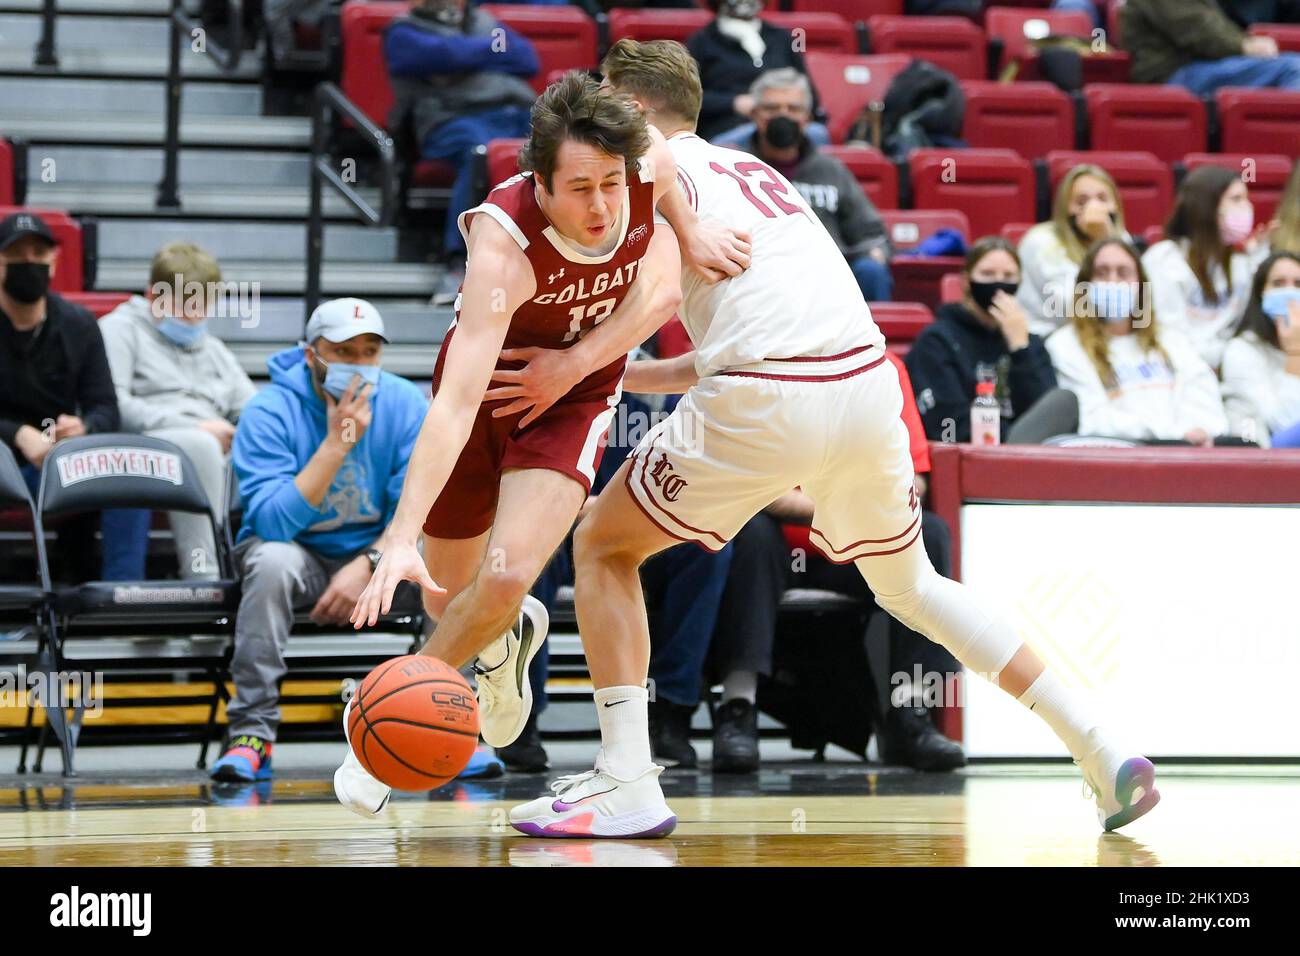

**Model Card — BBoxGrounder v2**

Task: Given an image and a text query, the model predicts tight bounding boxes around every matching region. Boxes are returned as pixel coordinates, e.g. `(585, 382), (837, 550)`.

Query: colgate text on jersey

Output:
(531, 259), (642, 306)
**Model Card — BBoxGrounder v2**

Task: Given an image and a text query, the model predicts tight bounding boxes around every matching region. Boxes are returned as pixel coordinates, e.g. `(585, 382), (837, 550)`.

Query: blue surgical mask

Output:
(1088, 281), (1137, 324)
(1261, 287), (1300, 325)
(315, 353), (381, 401)
(157, 316), (208, 348)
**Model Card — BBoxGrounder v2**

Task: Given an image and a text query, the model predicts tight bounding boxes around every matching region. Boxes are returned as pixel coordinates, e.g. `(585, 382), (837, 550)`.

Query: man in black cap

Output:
(0, 211), (119, 581)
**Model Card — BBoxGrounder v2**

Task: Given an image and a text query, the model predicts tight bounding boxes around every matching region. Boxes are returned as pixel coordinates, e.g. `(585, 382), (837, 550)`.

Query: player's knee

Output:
(870, 562), (941, 632)
(473, 562), (535, 612)
(572, 514), (632, 570)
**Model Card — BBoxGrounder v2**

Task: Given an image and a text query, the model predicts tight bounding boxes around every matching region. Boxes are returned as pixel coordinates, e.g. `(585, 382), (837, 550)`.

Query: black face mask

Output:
(969, 280), (1018, 313)
(2, 261), (51, 305)
(763, 115), (801, 150)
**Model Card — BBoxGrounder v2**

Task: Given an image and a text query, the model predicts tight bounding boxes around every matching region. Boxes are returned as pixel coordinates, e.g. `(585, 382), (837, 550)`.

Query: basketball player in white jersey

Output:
(504, 40), (1160, 838)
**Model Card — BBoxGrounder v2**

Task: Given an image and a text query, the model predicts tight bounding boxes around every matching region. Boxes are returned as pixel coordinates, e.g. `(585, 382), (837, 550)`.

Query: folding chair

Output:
(34, 434), (240, 776)
(0, 444), (56, 772)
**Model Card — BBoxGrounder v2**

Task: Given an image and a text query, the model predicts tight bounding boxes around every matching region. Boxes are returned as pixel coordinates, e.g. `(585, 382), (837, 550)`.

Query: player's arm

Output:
(351, 215), (535, 627)
(646, 126), (751, 283)
(622, 350), (700, 395)
(486, 225), (684, 425)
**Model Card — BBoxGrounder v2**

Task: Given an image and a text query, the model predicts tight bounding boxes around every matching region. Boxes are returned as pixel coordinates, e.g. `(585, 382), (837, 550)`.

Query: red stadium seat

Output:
(940, 271), (963, 303)
(1141, 224), (1164, 247)
(485, 138), (527, 191)
(867, 301), (935, 354)
(1001, 221), (1034, 245)
(0, 139), (13, 207)
(908, 148), (1035, 238)
(790, 0), (904, 21)
(867, 16), (988, 81)
(986, 6), (1129, 83)
(960, 80), (1075, 159)
(606, 9), (709, 46)
(1107, 0), (1127, 47)
(1084, 84), (1206, 162)
(1044, 150), (1173, 235)
(1181, 153), (1295, 225)
(479, 5), (597, 93)
(763, 12), (857, 54)
(881, 208), (971, 308)
(1250, 22), (1300, 53)
(1215, 88), (1300, 157)
(820, 145), (899, 209)
(803, 52), (911, 143)
(0, 206), (84, 293)
(64, 291), (131, 319)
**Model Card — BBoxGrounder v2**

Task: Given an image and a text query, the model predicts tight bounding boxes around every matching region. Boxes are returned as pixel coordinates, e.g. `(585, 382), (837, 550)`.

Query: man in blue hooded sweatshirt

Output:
(210, 298), (428, 781)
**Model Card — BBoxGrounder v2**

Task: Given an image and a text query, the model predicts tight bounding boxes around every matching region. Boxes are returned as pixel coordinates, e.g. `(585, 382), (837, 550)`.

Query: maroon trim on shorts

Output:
(766, 344), (876, 363)
(810, 520), (924, 564)
(625, 442), (729, 552)
(810, 511), (920, 555)
(720, 352), (887, 383)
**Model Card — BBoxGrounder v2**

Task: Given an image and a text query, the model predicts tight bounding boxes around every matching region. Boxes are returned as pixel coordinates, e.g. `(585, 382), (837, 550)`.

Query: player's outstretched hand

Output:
(350, 542), (445, 630)
(685, 219), (752, 283)
(485, 346), (585, 427)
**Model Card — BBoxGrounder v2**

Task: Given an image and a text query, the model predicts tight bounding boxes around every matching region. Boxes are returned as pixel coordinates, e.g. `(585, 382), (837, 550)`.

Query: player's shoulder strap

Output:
(457, 171), (543, 253)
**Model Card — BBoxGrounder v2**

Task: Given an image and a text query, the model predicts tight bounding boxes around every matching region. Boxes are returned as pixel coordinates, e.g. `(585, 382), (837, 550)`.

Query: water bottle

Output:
(970, 367), (1001, 446)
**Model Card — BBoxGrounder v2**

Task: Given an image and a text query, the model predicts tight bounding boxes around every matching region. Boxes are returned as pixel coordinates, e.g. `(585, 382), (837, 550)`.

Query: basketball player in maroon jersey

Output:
(336, 72), (749, 815)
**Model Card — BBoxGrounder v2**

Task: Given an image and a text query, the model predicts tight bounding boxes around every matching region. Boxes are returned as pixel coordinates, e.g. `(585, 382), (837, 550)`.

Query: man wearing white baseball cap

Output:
(212, 297), (428, 782)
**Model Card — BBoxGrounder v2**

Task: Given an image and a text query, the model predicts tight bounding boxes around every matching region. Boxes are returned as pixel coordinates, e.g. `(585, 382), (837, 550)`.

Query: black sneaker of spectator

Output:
(880, 704), (967, 772)
(712, 698), (760, 774)
(649, 699), (698, 770)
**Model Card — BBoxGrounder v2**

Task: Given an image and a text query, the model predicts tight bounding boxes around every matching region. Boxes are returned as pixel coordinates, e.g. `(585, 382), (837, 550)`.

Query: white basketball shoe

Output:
(510, 756), (677, 839)
(1076, 729), (1160, 832)
(475, 594), (548, 748)
(333, 697), (392, 818)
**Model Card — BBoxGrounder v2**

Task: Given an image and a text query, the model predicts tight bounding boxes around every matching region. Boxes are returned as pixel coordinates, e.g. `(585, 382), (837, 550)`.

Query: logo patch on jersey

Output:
(649, 453), (688, 502)
(548, 268), (565, 285)
(626, 224), (649, 247)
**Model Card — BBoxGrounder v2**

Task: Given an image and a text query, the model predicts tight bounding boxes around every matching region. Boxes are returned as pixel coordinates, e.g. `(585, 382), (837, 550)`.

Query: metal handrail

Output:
(304, 81), (398, 322)
(156, 0), (244, 209)
(33, 0), (58, 68)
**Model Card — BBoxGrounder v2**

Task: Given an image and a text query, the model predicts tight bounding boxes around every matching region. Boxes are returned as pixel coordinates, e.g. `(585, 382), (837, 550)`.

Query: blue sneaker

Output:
(457, 746), (505, 780)
(210, 734), (273, 783)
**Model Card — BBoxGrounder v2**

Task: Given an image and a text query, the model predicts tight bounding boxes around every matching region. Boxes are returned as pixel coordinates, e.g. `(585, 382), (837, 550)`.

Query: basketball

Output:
(348, 655), (479, 791)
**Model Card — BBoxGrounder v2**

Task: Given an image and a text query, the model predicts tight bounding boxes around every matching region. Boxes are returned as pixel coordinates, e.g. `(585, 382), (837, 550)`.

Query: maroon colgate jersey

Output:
(452, 158), (658, 357)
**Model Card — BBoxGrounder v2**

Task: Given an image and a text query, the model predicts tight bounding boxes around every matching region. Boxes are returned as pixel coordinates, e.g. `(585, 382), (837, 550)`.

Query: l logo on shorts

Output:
(649, 454), (688, 502)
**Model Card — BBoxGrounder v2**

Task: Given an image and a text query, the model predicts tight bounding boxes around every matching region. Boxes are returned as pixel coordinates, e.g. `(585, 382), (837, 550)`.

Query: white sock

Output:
(722, 670), (757, 704)
(594, 684), (651, 779)
(1017, 669), (1101, 763)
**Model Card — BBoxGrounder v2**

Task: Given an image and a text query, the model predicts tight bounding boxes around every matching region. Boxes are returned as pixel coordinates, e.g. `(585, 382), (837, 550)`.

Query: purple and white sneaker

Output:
(1077, 730), (1161, 832)
(510, 759), (677, 839)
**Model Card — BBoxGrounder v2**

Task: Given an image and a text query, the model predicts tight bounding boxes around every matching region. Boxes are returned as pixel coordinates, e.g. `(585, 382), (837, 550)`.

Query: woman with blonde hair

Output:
(1046, 238), (1227, 443)
(1270, 162), (1300, 255)
(1017, 164), (1130, 336)
(1143, 165), (1268, 370)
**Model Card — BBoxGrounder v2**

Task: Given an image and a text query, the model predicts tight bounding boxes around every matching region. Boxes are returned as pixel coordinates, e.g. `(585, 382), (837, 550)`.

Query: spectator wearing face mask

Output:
(738, 69), (891, 301)
(1046, 238), (1228, 444)
(1221, 252), (1300, 447)
(0, 212), (118, 583)
(1018, 165), (1133, 336)
(211, 298), (428, 783)
(687, 0), (830, 146)
(1143, 166), (1269, 371)
(99, 242), (255, 580)
(906, 237), (1072, 444)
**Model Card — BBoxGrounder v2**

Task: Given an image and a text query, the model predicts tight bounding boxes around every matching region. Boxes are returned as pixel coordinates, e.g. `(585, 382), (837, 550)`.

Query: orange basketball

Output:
(349, 655), (479, 791)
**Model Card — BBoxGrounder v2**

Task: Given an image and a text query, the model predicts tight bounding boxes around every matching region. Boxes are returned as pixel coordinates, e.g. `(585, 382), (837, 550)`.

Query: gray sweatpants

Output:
(147, 426), (225, 580)
(226, 535), (353, 742)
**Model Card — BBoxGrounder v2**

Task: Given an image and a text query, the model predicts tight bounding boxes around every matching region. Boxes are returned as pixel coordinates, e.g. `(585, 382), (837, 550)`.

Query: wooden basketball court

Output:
(1, 760), (1295, 866)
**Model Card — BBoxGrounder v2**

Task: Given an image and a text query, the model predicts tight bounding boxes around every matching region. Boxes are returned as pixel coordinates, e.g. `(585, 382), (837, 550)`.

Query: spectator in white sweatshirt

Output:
(1017, 164), (1132, 336)
(1220, 251), (1300, 447)
(1142, 165), (1269, 370)
(1046, 238), (1228, 444)
(99, 242), (256, 578)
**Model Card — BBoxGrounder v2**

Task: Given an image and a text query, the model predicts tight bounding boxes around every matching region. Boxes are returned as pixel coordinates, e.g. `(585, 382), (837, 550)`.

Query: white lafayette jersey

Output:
(666, 132), (884, 375)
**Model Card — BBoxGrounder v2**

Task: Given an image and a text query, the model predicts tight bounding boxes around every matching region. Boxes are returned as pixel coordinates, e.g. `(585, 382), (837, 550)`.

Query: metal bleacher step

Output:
(0, 0), (169, 13)
(0, 77), (306, 147)
(94, 218), (439, 297)
(26, 146), (380, 219)
(0, 12), (262, 78)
